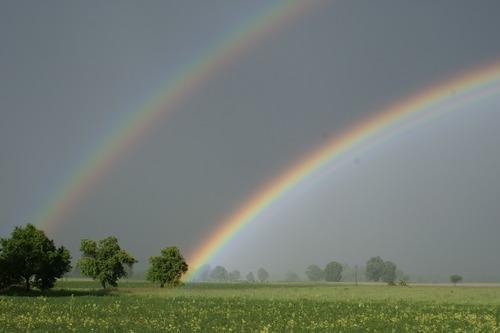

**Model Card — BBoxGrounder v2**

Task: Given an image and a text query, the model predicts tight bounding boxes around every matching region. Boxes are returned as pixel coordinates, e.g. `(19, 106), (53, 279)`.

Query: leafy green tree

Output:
(0, 224), (71, 291)
(210, 265), (228, 281)
(366, 256), (385, 282)
(0, 258), (11, 290)
(228, 270), (241, 281)
(77, 236), (137, 288)
(285, 271), (300, 282)
(450, 274), (463, 286)
(257, 268), (269, 282)
(381, 261), (397, 284)
(324, 261), (343, 282)
(146, 247), (188, 287)
(306, 264), (324, 281)
(0, 245), (19, 290)
(246, 271), (255, 282)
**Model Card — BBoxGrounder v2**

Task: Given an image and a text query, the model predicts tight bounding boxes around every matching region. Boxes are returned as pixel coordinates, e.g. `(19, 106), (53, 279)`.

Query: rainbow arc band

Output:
(185, 60), (500, 280)
(34, 0), (317, 233)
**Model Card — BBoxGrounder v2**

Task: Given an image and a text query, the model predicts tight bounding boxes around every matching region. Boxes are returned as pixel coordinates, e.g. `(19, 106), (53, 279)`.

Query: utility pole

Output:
(354, 265), (358, 286)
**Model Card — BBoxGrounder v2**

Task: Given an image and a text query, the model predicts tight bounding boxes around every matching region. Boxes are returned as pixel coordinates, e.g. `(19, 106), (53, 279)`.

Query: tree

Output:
(228, 270), (241, 281)
(306, 264), (324, 281)
(324, 261), (343, 282)
(0, 245), (19, 290)
(197, 264), (212, 281)
(246, 271), (255, 282)
(210, 265), (228, 281)
(381, 261), (397, 284)
(77, 236), (137, 288)
(366, 256), (385, 282)
(257, 268), (269, 282)
(146, 247), (188, 287)
(0, 258), (12, 290)
(285, 271), (300, 282)
(0, 224), (71, 291)
(450, 274), (463, 286)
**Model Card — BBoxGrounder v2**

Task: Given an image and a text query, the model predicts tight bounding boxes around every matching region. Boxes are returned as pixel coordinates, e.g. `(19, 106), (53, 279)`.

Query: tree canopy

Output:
(210, 266), (229, 281)
(365, 256), (385, 282)
(0, 224), (71, 291)
(324, 261), (343, 282)
(366, 257), (399, 284)
(285, 271), (300, 282)
(146, 246), (188, 287)
(381, 261), (397, 284)
(228, 270), (241, 281)
(450, 274), (463, 285)
(306, 264), (324, 281)
(257, 268), (269, 282)
(77, 236), (136, 288)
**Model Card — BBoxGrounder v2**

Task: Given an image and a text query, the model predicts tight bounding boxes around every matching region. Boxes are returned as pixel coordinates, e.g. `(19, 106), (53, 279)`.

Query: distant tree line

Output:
(195, 264), (270, 283)
(0, 224), (188, 291)
(305, 261), (344, 282)
(301, 257), (407, 285)
(0, 224), (466, 291)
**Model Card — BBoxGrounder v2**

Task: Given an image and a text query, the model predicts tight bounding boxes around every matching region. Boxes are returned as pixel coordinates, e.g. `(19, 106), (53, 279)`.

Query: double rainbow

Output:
(28, 0), (500, 280)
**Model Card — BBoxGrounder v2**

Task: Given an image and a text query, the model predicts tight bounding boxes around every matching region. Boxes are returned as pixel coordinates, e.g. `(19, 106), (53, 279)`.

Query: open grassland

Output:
(1, 280), (500, 332)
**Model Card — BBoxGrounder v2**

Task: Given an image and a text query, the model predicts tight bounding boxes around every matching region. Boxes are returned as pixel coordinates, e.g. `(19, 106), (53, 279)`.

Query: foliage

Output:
(366, 256), (385, 282)
(0, 224), (71, 291)
(146, 247), (188, 287)
(324, 261), (343, 282)
(306, 264), (324, 281)
(450, 274), (463, 285)
(257, 268), (269, 282)
(210, 266), (228, 281)
(246, 271), (255, 282)
(0, 253), (18, 290)
(284, 271), (300, 282)
(381, 261), (397, 284)
(228, 270), (241, 281)
(77, 236), (136, 288)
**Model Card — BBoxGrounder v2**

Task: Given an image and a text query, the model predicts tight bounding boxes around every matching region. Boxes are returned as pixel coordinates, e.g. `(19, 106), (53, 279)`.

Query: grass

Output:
(1, 279), (500, 332)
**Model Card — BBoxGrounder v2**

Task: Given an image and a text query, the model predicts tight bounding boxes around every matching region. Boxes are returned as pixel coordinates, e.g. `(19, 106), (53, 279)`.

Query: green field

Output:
(1, 280), (500, 332)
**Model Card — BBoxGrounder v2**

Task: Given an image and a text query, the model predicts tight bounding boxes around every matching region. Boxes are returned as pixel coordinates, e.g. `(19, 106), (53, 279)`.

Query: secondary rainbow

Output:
(185, 60), (500, 280)
(33, 0), (319, 233)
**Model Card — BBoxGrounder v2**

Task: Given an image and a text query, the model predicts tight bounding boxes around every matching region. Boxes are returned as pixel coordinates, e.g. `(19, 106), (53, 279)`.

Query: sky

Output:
(1, 0), (500, 282)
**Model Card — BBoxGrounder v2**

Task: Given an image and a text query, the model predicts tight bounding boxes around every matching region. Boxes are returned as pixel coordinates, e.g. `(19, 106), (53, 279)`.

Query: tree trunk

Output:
(160, 283), (164, 288)
(101, 281), (106, 289)
(25, 277), (30, 291)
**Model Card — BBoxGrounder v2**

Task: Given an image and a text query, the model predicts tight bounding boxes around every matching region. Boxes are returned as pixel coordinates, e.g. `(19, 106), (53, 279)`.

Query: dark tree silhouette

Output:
(0, 224), (71, 291)
(450, 274), (463, 286)
(306, 264), (324, 281)
(324, 261), (343, 282)
(366, 256), (385, 282)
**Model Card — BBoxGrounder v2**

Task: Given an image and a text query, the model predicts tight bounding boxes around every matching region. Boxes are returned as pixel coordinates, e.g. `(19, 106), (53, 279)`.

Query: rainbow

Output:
(185, 60), (500, 280)
(34, 0), (319, 232)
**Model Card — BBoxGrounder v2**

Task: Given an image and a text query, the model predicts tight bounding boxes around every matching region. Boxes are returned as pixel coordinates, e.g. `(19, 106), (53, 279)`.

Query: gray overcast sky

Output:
(1, 0), (500, 281)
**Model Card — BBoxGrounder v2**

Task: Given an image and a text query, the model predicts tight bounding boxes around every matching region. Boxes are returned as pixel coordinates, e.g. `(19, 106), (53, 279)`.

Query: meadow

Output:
(1, 280), (500, 332)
